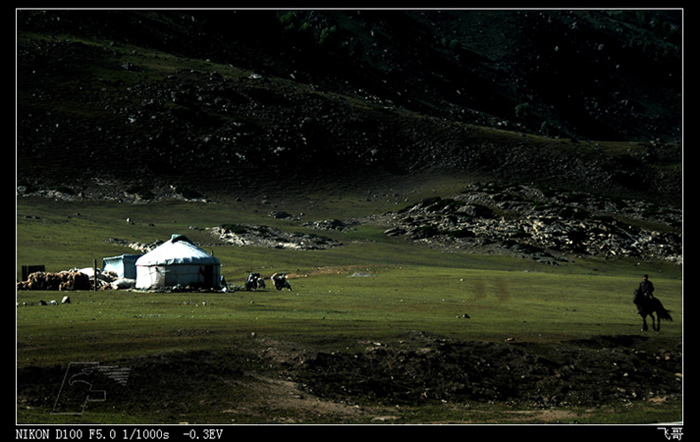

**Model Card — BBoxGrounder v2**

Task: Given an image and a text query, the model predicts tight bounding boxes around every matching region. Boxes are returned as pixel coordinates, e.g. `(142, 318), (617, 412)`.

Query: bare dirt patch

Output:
(17, 333), (681, 423)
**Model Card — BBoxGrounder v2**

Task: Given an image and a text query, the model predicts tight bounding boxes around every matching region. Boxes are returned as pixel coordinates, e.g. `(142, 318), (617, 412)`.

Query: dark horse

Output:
(633, 289), (672, 331)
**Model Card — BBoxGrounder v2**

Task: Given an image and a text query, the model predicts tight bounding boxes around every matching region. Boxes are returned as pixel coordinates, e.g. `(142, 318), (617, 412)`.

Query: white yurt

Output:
(135, 235), (221, 290)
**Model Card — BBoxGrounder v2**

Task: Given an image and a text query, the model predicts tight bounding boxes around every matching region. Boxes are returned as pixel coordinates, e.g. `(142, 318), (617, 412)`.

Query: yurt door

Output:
(203, 265), (214, 287)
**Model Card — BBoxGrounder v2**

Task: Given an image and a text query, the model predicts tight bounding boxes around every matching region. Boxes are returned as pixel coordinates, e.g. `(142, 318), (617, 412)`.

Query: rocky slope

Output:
(17, 9), (682, 204)
(16, 10), (682, 263)
(375, 181), (682, 264)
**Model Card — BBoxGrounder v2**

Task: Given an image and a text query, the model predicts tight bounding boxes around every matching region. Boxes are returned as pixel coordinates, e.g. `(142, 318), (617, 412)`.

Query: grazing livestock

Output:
(245, 273), (266, 291)
(271, 272), (292, 291)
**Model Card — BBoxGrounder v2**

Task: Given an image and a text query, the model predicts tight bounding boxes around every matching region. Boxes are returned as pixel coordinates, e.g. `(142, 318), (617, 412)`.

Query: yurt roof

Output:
(135, 235), (220, 266)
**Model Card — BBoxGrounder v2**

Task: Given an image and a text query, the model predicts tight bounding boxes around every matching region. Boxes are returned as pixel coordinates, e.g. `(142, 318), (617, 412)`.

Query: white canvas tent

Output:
(135, 235), (221, 290)
(103, 254), (141, 279)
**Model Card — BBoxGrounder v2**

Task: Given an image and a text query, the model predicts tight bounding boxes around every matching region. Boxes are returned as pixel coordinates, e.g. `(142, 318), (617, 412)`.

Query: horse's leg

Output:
(652, 312), (660, 331)
(642, 314), (649, 331)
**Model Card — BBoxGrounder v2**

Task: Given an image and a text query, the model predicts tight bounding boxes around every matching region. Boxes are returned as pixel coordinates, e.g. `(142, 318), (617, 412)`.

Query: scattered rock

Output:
(269, 211), (300, 220)
(210, 224), (342, 250)
(304, 219), (356, 232)
(379, 182), (681, 264)
(105, 238), (164, 253)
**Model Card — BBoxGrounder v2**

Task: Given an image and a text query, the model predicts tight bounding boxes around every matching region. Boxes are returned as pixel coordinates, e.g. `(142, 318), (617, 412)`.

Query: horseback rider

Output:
(638, 274), (655, 299)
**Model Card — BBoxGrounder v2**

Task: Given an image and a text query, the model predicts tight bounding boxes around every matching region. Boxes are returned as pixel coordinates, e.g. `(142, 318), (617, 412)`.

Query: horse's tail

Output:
(658, 308), (673, 321)
(655, 299), (673, 321)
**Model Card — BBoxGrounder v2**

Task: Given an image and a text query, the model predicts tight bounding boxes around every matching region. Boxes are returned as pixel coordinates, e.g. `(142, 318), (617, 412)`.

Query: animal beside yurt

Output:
(135, 235), (221, 290)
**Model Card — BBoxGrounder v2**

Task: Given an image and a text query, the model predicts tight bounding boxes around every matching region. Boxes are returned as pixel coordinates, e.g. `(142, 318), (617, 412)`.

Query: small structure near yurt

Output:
(135, 235), (221, 290)
(103, 254), (141, 280)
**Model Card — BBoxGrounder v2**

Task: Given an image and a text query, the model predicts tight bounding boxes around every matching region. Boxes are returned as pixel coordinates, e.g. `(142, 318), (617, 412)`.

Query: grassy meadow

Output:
(16, 263), (683, 364)
(15, 182), (683, 424)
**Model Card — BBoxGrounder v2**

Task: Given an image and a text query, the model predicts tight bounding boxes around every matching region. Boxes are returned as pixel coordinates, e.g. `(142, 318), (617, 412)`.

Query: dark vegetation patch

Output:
(17, 334), (682, 420)
(295, 333), (682, 408)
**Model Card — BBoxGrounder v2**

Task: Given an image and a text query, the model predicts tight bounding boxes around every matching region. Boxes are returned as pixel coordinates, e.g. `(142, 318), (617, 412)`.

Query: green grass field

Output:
(16, 187), (683, 425)
(17, 265), (682, 361)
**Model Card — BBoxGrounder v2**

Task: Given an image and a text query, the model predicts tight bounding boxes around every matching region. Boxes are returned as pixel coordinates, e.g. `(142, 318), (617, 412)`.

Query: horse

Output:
(633, 289), (672, 331)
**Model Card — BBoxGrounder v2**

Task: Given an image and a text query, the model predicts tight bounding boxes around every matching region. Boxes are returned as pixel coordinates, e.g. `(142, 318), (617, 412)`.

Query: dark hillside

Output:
(16, 9), (682, 205)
